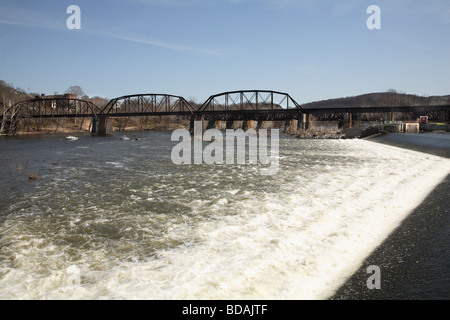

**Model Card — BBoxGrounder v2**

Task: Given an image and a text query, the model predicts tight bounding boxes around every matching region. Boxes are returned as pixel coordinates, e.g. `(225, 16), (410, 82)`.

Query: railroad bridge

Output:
(0, 97), (100, 134)
(1, 90), (449, 135)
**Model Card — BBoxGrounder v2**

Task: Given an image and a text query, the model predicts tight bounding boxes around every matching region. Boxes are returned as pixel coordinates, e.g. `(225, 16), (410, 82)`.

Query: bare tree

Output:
(65, 85), (85, 98)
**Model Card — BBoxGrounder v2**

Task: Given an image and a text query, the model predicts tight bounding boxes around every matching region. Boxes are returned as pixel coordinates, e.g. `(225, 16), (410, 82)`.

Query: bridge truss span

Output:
(100, 94), (196, 117)
(3, 97), (101, 119)
(198, 90), (303, 113)
(1, 97), (102, 134)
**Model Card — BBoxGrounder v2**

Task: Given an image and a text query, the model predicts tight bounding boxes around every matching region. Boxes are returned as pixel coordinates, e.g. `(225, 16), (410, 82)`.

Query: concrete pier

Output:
(91, 117), (112, 136)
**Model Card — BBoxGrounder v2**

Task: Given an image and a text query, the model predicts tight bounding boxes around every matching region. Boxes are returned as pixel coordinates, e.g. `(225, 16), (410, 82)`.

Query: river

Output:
(0, 131), (448, 299)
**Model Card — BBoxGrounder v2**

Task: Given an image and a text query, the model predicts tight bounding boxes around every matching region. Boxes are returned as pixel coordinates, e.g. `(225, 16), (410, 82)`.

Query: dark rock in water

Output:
(361, 126), (381, 138)
(296, 131), (345, 140)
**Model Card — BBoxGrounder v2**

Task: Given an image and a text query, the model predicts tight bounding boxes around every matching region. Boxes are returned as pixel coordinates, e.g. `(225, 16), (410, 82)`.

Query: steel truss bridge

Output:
(1, 90), (449, 135)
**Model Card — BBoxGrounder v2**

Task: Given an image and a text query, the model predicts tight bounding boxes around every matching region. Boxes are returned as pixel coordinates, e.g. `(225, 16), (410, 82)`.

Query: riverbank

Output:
(369, 132), (450, 158)
(6, 118), (191, 136)
(331, 132), (450, 300)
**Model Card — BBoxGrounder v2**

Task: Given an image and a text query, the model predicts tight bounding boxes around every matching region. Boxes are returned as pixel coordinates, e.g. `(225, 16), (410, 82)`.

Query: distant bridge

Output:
(1, 90), (449, 135)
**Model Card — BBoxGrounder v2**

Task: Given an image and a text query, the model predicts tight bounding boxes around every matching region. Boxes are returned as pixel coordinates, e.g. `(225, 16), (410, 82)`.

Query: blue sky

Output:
(0, 0), (449, 104)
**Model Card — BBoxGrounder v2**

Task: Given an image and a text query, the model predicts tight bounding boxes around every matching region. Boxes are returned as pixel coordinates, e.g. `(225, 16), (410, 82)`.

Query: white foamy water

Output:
(0, 134), (449, 299)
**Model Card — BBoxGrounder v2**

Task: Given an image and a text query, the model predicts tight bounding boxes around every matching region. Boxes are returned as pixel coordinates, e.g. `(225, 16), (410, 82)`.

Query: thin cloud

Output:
(133, 0), (322, 10)
(133, 0), (253, 6)
(0, 6), (65, 30)
(132, 0), (215, 7)
(0, 5), (220, 56)
(97, 32), (221, 56)
(0, 19), (64, 31)
(0, 18), (36, 27)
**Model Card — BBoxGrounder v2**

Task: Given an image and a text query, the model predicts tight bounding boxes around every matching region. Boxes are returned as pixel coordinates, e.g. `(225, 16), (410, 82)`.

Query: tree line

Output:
(0, 81), (110, 113)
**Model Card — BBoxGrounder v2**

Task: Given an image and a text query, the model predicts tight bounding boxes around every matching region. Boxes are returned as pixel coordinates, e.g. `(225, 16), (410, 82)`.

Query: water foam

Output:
(106, 140), (447, 300)
(0, 138), (449, 299)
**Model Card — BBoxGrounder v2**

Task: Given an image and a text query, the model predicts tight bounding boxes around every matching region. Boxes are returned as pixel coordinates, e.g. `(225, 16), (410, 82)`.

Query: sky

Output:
(0, 0), (449, 104)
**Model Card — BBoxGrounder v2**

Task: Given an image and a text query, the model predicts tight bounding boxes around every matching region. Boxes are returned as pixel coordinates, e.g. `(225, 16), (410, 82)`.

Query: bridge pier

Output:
(439, 110), (447, 122)
(297, 114), (304, 131)
(1, 117), (9, 134)
(343, 113), (352, 129)
(91, 116), (111, 136)
(189, 116), (195, 135)
(1, 116), (17, 134)
(283, 119), (290, 133)
(242, 119), (248, 131)
(257, 120), (263, 130)
(206, 118), (216, 130)
(301, 113), (311, 131)
(240, 119), (256, 130)
(297, 117), (303, 130)
(91, 117), (97, 135)
(284, 119), (298, 134)
(190, 115), (206, 136)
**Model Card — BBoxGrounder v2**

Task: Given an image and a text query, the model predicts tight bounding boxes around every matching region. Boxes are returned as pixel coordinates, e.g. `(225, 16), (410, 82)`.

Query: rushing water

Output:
(0, 131), (449, 300)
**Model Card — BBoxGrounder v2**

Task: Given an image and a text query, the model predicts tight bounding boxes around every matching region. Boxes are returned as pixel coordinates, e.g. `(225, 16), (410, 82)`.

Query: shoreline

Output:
(369, 132), (450, 159)
(331, 132), (450, 300)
